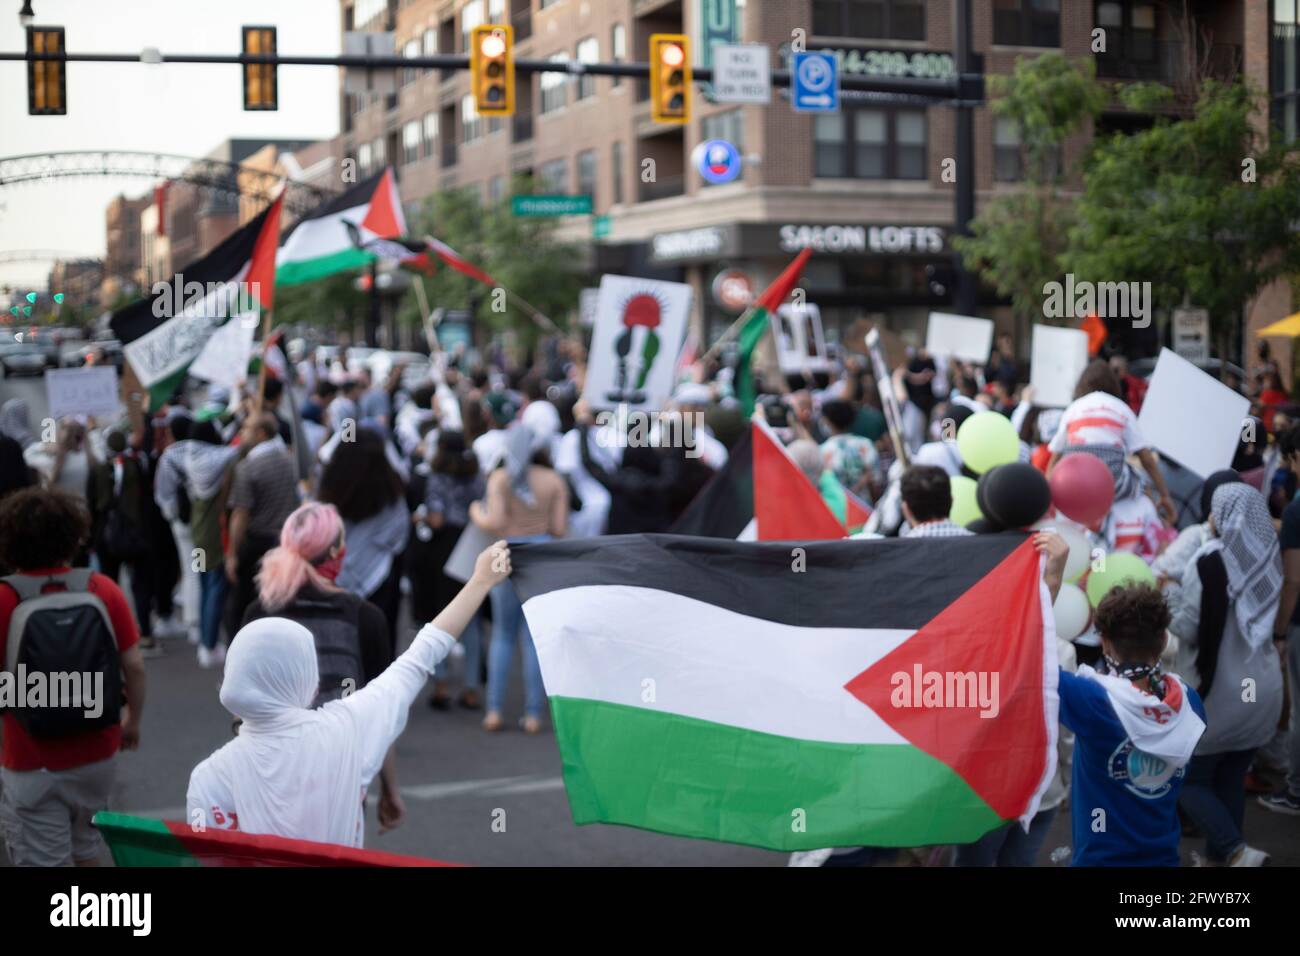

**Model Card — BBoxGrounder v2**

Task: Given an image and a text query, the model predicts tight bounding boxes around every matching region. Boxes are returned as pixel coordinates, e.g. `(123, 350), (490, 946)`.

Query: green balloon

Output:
(956, 412), (1020, 474)
(949, 475), (983, 527)
(1085, 552), (1156, 607)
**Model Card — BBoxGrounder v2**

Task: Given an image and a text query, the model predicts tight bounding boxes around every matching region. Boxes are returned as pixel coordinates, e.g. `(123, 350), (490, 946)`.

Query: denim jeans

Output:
(198, 568), (227, 650)
(955, 805), (1059, 866)
(1179, 748), (1255, 863)
(486, 579), (545, 719)
(435, 610), (483, 690)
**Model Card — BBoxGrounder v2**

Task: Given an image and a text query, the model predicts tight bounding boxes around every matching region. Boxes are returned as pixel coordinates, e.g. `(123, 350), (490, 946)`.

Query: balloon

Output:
(949, 475), (983, 527)
(956, 412), (1021, 475)
(978, 463), (1052, 528)
(1085, 552), (1157, 607)
(1052, 582), (1091, 641)
(1050, 453), (1115, 526)
(966, 516), (1005, 534)
(1058, 524), (1092, 583)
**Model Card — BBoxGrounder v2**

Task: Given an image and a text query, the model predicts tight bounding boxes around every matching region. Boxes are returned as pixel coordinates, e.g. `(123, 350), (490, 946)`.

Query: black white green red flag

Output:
(275, 168), (405, 286)
(510, 532), (1058, 850)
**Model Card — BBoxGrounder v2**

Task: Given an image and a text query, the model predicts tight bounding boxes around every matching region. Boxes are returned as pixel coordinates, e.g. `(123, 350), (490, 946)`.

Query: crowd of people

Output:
(0, 328), (1297, 868)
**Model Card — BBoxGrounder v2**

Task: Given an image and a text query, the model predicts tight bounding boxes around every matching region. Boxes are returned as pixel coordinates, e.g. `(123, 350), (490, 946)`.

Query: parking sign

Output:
(791, 51), (839, 113)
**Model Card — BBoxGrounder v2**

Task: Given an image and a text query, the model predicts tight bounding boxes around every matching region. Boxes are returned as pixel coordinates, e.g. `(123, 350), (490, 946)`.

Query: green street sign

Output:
(511, 194), (593, 217)
(592, 215), (611, 238)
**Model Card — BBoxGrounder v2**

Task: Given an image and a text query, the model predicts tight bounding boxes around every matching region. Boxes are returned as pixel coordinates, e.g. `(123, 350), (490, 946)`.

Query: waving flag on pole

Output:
(112, 193), (284, 408)
(510, 533), (1057, 851)
(733, 248), (812, 416)
(275, 168), (406, 286)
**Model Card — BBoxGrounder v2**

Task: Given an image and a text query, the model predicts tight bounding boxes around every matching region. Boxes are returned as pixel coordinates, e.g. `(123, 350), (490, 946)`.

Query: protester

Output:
(1168, 483), (1282, 866)
(469, 425), (568, 733)
(820, 399), (881, 502)
(318, 426), (410, 650)
(187, 540), (511, 847)
(1262, 422), (1300, 816)
(0, 487), (147, 867)
(899, 464), (973, 538)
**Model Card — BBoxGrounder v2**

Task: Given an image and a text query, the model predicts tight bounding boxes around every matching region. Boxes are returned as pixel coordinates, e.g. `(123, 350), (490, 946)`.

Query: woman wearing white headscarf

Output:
(186, 541), (510, 847)
(1168, 483), (1284, 866)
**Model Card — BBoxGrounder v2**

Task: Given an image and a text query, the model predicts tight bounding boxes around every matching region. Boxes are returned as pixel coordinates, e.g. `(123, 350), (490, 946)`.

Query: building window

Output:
(488, 0), (505, 23)
(489, 175), (507, 204)
(403, 121), (421, 164)
(422, 111), (438, 157)
(702, 108), (745, 152)
(423, 27), (437, 56)
(541, 52), (569, 113)
(993, 0), (1060, 47)
(540, 0), (561, 8)
(611, 24), (626, 88)
(461, 0), (485, 51)
(539, 158), (567, 193)
(403, 39), (420, 86)
(462, 94), (482, 143)
(812, 0), (924, 41)
(1274, 1), (1300, 141)
(576, 37), (599, 100)
(611, 141), (624, 204)
(359, 142), (373, 175)
(814, 107), (926, 180)
(993, 117), (1022, 182)
(372, 137), (386, 168)
(577, 149), (597, 204)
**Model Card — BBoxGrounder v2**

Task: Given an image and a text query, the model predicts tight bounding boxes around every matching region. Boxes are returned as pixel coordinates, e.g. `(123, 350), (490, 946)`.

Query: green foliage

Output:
(396, 178), (585, 349)
(272, 271), (368, 333)
(1068, 80), (1300, 344)
(954, 53), (1104, 325)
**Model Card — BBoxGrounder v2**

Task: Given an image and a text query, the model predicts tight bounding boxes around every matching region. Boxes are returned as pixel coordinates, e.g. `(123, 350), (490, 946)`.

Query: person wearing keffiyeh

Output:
(1168, 483), (1283, 866)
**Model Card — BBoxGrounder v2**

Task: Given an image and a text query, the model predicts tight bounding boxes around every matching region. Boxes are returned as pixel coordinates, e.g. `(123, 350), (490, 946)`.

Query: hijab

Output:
(1209, 482), (1281, 650)
(1198, 469), (1242, 523)
(502, 423), (538, 507)
(0, 399), (34, 448)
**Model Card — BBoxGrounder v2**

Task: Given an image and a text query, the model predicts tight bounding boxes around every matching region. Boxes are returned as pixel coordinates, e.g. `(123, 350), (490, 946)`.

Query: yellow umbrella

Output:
(1258, 312), (1300, 337)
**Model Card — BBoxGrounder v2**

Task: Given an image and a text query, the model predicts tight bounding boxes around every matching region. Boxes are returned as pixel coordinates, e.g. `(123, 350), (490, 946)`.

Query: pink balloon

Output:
(1050, 453), (1115, 526)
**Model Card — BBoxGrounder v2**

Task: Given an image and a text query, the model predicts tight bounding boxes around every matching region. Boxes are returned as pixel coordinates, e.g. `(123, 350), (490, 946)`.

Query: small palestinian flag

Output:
(111, 194), (283, 408)
(351, 229), (497, 287)
(93, 812), (456, 867)
(672, 418), (864, 540)
(734, 248), (811, 416)
(511, 533), (1057, 850)
(276, 168), (405, 286)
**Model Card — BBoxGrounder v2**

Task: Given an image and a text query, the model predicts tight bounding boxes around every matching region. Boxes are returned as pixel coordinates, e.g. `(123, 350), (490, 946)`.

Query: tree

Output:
(1066, 80), (1300, 362)
(953, 53), (1106, 330)
(272, 271), (368, 336)
(396, 178), (585, 351)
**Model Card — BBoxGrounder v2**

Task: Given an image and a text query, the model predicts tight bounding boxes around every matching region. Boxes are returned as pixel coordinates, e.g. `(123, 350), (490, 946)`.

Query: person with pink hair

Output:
(241, 501), (406, 832)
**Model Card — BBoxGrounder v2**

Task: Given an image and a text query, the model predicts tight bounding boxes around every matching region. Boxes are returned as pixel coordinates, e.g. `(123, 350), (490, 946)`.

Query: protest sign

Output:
(771, 303), (830, 373)
(925, 312), (993, 364)
(582, 275), (692, 411)
(45, 366), (121, 420)
(1137, 348), (1250, 478)
(1029, 325), (1089, 408)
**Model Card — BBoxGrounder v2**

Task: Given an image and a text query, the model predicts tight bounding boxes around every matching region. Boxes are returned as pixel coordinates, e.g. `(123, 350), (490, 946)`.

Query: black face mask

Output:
(1099, 653), (1167, 701)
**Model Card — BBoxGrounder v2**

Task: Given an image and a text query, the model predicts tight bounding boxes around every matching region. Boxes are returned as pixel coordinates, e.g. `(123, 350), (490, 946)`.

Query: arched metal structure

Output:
(0, 151), (336, 215)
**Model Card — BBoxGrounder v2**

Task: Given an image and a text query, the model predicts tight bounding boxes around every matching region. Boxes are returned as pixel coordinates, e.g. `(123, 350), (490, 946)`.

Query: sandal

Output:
(520, 716), (544, 735)
(459, 690), (481, 710)
(482, 711), (504, 732)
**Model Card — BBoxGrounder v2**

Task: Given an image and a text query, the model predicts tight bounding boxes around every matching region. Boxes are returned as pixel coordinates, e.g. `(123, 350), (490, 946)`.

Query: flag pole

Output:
(253, 305), (272, 417)
(504, 288), (561, 335)
(410, 275), (440, 353)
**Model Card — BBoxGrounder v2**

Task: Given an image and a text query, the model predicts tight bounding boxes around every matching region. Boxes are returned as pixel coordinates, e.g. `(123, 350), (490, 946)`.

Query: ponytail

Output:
(256, 502), (344, 612)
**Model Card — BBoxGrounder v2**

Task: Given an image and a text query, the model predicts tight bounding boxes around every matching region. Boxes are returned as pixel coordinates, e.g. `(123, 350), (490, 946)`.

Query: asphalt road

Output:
(0, 372), (1297, 866)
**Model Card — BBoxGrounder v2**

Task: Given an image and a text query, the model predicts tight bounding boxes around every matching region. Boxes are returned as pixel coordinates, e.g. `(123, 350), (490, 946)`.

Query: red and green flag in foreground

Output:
(734, 248), (812, 416)
(510, 533), (1057, 851)
(93, 812), (458, 867)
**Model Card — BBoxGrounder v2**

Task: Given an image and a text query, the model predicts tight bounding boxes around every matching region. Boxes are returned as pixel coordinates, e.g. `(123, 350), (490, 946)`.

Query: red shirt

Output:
(0, 567), (140, 771)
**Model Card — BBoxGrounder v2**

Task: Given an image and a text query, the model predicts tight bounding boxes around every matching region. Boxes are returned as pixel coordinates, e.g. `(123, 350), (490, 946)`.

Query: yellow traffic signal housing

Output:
(243, 26), (278, 111)
(471, 24), (515, 116)
(649, 33), (690, 125)
(27, 26), (66, 115)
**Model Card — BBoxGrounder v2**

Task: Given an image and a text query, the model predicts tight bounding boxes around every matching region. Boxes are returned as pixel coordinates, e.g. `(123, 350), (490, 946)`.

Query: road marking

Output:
(125, 773), (566, 819)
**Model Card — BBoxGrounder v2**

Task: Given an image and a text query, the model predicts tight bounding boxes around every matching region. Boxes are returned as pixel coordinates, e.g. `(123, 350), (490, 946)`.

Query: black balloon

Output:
(966, 516), (1005, 534)
(978, 463), (1052, 529)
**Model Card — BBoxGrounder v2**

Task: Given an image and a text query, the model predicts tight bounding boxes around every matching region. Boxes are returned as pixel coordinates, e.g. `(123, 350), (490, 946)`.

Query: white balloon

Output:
(1052, 582), (1091, 641)
(1032, 515), (1091, 583)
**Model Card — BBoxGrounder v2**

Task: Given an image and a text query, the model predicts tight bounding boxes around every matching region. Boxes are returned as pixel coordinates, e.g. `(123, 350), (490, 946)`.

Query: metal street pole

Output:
(953, 0), (980, 318)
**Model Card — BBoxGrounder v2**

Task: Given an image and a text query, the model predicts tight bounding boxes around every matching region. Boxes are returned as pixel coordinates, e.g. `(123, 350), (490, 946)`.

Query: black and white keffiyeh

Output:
(1209, 482), (1282, 650)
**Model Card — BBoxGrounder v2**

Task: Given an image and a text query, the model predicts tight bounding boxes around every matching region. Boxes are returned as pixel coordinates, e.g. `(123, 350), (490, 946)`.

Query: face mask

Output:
(314, 548), (346, 583)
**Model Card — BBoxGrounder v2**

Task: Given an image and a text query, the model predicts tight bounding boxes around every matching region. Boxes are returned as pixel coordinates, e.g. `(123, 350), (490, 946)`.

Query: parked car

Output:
(0, 343), (52, 377)
(1128, 356), (1246, 383)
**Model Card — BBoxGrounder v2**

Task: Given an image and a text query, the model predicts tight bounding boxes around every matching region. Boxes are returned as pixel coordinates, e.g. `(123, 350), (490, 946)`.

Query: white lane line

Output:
(126, 773), (566, 819)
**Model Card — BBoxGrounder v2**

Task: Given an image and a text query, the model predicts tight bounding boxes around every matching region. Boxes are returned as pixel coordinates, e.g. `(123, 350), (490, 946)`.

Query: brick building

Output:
(101, 194), (149, 309)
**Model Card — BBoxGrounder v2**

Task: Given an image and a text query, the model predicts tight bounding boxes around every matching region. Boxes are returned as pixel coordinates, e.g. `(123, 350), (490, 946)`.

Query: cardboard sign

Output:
(582, 275), (692, 411)
(771, 303), (830, 373)
(845, 319), (908, 369)
(45, 366), (121, 420)
(188, 314), (256, 388)
(1137, 348), (1250, 478)
(925, 312), (993, 364)
(1030, 324), (1089, 408)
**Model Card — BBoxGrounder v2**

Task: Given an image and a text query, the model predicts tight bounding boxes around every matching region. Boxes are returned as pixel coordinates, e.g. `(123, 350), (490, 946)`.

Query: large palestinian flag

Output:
(275, 167), (406, 286)
(511, 533), (1057, 850)
(93, 812), (457, 867)
(111, 194), (283, 408)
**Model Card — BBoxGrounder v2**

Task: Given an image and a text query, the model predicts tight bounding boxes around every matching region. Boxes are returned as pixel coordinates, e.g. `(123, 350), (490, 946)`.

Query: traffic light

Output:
(27, 26), (66, 115)
(242, 26), (278, 111)
(649, 33), (690, 125)
(470, 24), (514, 116)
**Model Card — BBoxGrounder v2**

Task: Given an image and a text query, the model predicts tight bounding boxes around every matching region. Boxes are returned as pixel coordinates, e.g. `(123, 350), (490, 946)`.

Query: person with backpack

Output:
(239, 501), (404, 832)
(0, 487), (147, 866)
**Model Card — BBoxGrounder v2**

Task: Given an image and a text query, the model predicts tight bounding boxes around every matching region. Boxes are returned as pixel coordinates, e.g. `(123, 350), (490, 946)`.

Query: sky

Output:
(0, 0), (341, 291)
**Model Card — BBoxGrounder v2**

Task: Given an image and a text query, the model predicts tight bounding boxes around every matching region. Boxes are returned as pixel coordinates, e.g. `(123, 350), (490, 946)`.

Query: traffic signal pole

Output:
(952, 0), (980, 318)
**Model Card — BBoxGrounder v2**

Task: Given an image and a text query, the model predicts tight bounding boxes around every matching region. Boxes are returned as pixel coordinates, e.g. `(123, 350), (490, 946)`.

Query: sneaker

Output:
(197, 644), (226, 669)
(1228, 845), (1270, 867)
(138, 635), (163, 658)
(1258, 792), (1300, 816)
(153, 615), (187, 639)
(186, 626), (201, 646)
(788, 848), (835, 868)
